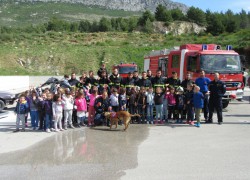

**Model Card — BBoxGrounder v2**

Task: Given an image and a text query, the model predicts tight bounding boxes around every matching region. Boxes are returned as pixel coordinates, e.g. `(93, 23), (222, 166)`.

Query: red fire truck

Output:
(113, 63), (138, 78)
(144, 44), (244, 108)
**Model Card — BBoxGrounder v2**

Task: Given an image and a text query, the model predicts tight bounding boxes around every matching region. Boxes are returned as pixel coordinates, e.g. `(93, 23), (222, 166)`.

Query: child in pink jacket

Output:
(85, 86), (101, 126)
(74, 91), (87, 127)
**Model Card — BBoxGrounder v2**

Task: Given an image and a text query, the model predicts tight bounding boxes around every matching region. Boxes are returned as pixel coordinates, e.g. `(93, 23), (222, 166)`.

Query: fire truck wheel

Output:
(0, 99), (5, 112)
(222, 100), (229, 109)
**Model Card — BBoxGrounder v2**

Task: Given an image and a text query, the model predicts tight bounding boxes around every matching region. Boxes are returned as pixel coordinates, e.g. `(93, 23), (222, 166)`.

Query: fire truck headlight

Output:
(237, 83), (242, 88)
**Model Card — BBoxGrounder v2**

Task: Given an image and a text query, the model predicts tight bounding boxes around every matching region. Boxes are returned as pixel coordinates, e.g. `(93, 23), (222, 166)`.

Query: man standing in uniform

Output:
(86, 70), (98, 87)
(166, 71), (181, 89)
(109, 68), (122, 90)
(137, 71), (152, 88)
(181, 73), (194, 92)
(147, 69), (154, 82)
(97, 63), (108, 78)
(122, 72), (135, 93)
(207, 73), (226, 125)
(152, 70), (167, 91)
(133, 70), (140, 86)
(195, 70), (211, 121)
(68, 73), (79, 87)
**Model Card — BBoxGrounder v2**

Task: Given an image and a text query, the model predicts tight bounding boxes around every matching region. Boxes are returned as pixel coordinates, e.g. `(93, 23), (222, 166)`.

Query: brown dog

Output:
(104, 111), (140, 131)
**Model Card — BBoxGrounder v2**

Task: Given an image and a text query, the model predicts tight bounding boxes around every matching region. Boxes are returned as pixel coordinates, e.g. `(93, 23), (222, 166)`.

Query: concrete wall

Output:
(0, 76), (63, 94)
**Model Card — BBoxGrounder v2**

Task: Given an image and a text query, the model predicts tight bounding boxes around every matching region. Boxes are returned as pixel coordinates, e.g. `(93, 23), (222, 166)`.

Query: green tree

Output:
(155, 4), (173, 23)
(143, 18), (154, 33)
(128, 16), (138, 32)
(79, 20), (91, 32)
(224, 10), (238, 33)
(155, 4), (166, 21)
(187, 6), (206, 26)
(47, 17), (70, 32)
(170, 8), (185, 21)
(138, 10), (155, 26)
(91, 21), (99, 32)
(99, 17), (112, 32)
(70, 22), (79, 32)
(120, 18), (129, 31)
(239, 9), (249, 29)
(206, 13), (225, 35)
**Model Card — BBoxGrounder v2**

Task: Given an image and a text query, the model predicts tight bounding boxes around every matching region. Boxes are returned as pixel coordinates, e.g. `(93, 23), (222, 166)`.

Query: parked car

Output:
(0, 91), (17, 111)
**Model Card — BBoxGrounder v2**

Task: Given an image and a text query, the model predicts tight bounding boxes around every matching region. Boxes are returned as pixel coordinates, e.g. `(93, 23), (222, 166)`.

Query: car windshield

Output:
(118, 66), (137, 74)
(200, 54), (241, 73)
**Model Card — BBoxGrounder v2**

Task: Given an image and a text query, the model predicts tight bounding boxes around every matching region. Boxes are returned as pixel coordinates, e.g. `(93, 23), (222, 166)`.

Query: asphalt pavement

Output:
(0, 88), (249, 180)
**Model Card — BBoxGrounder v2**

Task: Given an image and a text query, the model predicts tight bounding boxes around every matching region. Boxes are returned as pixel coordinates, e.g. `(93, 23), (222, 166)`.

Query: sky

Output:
(173, 0), (250, 13)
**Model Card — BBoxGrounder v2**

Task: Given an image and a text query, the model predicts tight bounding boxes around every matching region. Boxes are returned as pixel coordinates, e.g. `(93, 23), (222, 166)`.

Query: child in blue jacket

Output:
(193, 85), (204, 127)
(14, 95), (29, 132)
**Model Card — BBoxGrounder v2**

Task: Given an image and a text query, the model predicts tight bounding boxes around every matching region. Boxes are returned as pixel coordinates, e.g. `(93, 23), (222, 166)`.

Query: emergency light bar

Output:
(215, 45), (221, 50)
(202, 44), (208, 50)
(226, 45), (233, 50)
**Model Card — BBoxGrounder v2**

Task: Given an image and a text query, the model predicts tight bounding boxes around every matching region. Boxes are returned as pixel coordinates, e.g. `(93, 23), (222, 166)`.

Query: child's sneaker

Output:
(55, 129), (59, 132)
(190, 121), (194, 125)
(60, 129), (64, 131)
(50, 128), (55, 131)
(46, 129), (51, 133)
(194, 123), (200, 128)
(69, 125), (75, 129)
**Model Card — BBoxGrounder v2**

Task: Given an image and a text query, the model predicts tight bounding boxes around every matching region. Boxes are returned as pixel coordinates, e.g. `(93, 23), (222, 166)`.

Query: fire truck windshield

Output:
(118, 66), (137, 74)
(200, 54), (241, 73)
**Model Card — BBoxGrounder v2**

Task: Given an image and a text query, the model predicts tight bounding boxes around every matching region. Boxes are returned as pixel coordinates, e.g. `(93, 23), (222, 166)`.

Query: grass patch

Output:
(0, 30), (249, 75)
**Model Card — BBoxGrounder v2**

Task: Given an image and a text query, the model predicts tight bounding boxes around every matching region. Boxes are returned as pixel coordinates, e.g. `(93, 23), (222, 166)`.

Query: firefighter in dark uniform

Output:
(133, 70), (140, 85)
(147, 69), (154, 82)
(137, 71), (152, 88)
(86, 71), (98, 86)
(181, 73), (194, 92)
(122, 72), (135, 93)
(152, 70), (167, 91)
(109, 68), (122, 90)
(98, 70), (111, 95)
(97, 63), (108, 78)
(207, 73), (226, 125)
(166, 71), (181, 89)
(122, 72), (135, 110)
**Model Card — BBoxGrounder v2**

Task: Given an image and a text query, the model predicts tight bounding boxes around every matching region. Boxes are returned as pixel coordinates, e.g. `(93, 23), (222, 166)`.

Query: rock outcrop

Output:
(14, 0), (189, 13)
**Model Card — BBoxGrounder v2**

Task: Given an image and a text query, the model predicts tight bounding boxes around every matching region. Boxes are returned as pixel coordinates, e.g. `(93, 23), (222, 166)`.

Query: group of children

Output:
(14, 78), (205, 133)
(14, 86), (101, 133)
(120, 84), (204, 127)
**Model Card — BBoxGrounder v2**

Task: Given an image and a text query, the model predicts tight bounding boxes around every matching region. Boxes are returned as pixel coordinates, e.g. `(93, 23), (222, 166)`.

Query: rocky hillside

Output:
(14, 0), (188, 13)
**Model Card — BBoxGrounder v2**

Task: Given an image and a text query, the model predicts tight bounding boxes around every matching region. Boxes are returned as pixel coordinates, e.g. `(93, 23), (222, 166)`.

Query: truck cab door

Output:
(158, 57), (168, 77)
(186, 55), (199, 80)
(168, 52), (180, 78)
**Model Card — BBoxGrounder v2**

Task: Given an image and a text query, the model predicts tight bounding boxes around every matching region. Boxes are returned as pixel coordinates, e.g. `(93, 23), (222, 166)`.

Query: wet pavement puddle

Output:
(0, 125), (149, 179)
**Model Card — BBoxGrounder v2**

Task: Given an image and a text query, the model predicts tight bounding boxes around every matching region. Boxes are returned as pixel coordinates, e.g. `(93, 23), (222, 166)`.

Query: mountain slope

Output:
(14, 0), (189, 12)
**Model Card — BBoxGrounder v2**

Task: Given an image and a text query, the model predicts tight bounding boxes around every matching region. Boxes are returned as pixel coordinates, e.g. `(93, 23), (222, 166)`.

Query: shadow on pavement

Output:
(0, 125), (149, 179)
